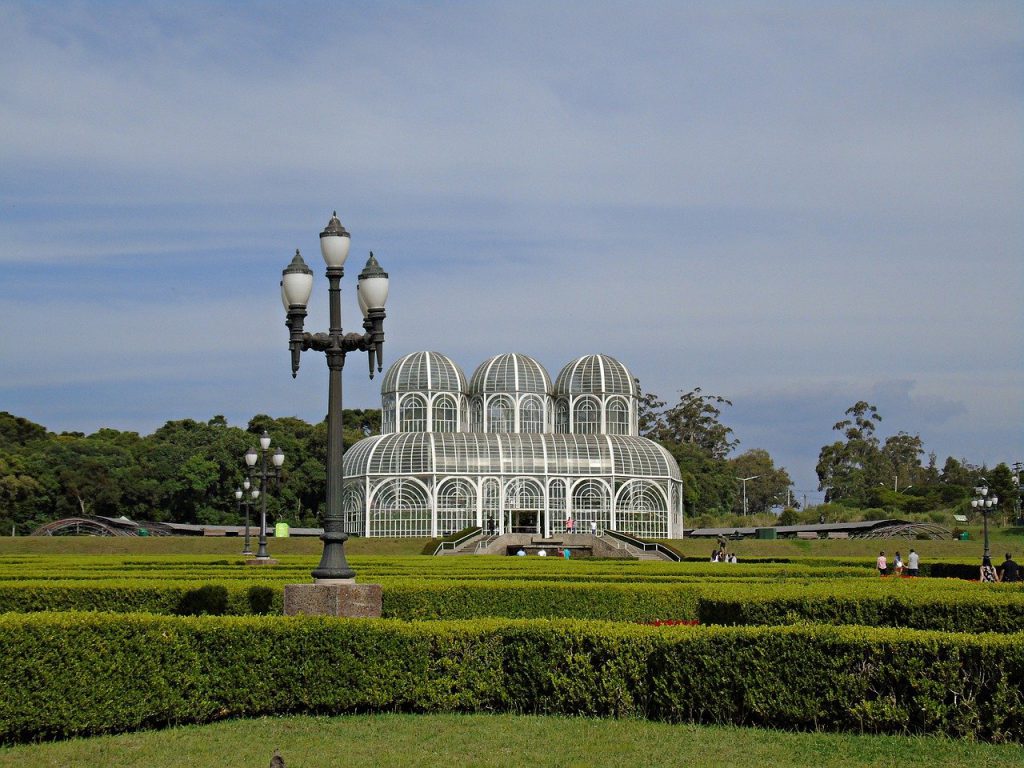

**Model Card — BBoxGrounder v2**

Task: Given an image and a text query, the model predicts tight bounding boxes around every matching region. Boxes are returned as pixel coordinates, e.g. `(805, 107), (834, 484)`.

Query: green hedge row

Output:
(0, 612), (1021, 744)
(0, 581), (280, 616)
(697, 589), (1024, 633)
(4, 578), (1024, 633)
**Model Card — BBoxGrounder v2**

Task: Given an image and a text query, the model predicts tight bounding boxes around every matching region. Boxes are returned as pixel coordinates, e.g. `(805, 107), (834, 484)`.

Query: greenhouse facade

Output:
(342, 351), (684, 538)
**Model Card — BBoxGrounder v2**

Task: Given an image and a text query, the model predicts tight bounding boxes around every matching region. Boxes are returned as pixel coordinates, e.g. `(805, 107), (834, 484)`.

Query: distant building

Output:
(342, 352), (684, 538)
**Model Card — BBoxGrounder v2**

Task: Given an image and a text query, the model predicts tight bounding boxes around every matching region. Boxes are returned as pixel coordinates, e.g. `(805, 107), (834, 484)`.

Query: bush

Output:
(0, 613), (1021, 744)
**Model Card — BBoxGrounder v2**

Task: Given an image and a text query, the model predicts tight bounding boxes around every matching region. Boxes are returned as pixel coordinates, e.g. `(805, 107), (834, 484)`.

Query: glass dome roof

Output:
(469, 353), (552, 395)
(554, 354), (637, 397)
(344, 432), (680, 480)
(381, 351), (467, 394)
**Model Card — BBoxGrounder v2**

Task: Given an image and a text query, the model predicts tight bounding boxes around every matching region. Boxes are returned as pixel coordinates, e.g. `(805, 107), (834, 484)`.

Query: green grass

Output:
(2, 525), (1020, 560)
(2, 713), (1022, 768)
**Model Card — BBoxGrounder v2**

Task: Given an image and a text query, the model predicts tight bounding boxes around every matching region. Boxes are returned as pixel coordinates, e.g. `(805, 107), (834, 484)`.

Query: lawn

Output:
(2, 713), (1022, 768)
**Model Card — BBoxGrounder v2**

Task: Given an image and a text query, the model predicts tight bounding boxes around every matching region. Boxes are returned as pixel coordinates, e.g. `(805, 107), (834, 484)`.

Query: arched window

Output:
(342, 482), (365, 536)
(488, 395), (514, 433)
(369, 478), (430, 537)
(399, 394), (427, 433)
(436, 478), (477, 535)
(574, 397), (599, 434)
(433, 394), (457, 433)
(520, 395), (544, 433)
(572, 479), (611, 532)
(555, 399), (569, 433)
(606, 397), (629, 435)
(471, 397), (484, 433)
(614, 480), (667, 538)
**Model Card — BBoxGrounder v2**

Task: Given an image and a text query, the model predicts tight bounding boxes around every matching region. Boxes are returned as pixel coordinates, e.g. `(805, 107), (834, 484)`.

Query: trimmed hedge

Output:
(4, 578), (1024, 632)
(0, 612), (1022, 744)
(697, 587), (1024, 633)
(0, 581), (283, 616)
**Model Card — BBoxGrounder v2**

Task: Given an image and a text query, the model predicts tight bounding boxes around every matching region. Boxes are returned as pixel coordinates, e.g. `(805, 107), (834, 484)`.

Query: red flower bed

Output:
(645, 619), (700, 627)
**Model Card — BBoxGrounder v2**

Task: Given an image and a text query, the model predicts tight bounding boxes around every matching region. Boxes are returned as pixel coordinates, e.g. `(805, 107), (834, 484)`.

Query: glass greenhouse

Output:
(343, 352), (684, 538)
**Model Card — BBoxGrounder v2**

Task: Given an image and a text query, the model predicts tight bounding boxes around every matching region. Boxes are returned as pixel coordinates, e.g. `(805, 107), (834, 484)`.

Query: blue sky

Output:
(1, 1), (1021, 502)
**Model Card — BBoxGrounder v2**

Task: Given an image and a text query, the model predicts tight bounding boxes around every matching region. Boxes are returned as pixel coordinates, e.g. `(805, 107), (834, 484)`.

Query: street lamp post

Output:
(971, 479), (999, 562)
(244, 431), (285, 561)
(234, 478), (258, 556)
(281, 212), (389, 583)
(738, 475), (760, 516)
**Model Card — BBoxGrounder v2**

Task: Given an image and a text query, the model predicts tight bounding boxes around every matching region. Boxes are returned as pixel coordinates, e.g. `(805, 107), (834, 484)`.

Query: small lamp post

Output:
(971, 480), (998, 562)
(234, 478), (258, 556)
(738, 475), (760, 516)
(281, 212), (389, 583)
(244, 431), (285, 561)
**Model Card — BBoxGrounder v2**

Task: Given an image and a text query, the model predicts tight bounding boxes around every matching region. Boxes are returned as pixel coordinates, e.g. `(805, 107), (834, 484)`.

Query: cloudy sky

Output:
(1, 1), (1021, 501)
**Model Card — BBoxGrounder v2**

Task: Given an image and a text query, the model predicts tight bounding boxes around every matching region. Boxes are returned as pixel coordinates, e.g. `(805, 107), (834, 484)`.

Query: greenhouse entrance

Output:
(508, 510), (540, 534)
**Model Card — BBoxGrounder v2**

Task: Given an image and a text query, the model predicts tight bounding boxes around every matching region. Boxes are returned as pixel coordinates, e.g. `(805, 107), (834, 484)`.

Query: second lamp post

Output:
(244, 430), (284, 561)
(971, 480), (999, 562)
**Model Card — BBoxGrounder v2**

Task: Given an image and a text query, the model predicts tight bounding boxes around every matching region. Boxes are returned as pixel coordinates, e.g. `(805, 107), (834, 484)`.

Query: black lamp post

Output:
(244, 431), (285, 560)
(234, 478), (258, 556)
(281, 211), (389, 583)
(971, 479), (998, 562)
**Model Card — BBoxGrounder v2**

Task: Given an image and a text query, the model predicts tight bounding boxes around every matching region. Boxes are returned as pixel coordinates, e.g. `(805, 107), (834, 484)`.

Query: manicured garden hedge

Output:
(3, 578), (1024, 632)
(0, 612), (1021, 744)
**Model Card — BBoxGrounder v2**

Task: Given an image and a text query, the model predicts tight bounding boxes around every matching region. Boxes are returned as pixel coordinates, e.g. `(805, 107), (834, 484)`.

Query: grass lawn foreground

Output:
(2, 713), (1023, 768)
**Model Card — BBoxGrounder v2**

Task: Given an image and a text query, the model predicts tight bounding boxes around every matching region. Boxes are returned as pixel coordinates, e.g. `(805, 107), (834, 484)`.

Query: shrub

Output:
(0, 613), (1021, 744)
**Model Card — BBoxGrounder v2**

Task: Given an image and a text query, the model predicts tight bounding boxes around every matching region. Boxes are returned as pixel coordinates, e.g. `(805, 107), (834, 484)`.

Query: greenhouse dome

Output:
(343, 351), (684, 539)
(553, 354), (639, 437)
(469, 353), (553, 434)
(380, 351), (469, 434)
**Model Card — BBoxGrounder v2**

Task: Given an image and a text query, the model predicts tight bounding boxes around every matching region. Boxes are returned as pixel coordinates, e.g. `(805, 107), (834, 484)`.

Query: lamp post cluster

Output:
(244, 430), (285, 561)
(971, 479), (998, 562)
(280, 212), (389, 583)
(233, 478), (259, 556)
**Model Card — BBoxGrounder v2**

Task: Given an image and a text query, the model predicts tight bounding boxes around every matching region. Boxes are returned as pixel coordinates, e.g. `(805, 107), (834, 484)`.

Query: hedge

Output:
(0, 612), (1021, 744)
(3, 578), (1024, 632)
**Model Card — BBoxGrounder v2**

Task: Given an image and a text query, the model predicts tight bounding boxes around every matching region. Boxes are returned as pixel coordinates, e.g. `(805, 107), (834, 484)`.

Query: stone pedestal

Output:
(283, 583), (382, 618)
(245, 558), (279, 567)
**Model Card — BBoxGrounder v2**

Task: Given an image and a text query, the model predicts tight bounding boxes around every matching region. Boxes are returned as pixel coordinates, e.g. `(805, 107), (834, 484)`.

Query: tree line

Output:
(0, 410), (377, 534)
(1, 392), (1018, 534)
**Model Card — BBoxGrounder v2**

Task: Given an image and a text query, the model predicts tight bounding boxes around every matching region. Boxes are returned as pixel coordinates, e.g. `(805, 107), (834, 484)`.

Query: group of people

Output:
(876, 549), (920, 576)
(980, 553), (1019, 583)
(710, 547), (738, 563)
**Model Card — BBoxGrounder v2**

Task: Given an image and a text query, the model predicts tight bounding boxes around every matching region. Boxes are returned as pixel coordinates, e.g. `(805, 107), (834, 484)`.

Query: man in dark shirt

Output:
(1000, 553), (1020, 583)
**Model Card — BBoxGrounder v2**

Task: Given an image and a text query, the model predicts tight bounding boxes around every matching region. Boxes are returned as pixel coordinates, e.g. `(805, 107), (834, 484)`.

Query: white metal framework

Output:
(343, 351), (684, 539)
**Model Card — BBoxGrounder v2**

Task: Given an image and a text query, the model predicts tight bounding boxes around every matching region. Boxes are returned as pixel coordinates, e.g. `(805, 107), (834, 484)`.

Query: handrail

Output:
(605, 529), (681, 562)
(433, 526), (483, 556)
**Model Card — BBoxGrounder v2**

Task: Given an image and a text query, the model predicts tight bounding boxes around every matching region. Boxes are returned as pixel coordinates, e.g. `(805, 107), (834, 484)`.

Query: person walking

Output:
(999, 553), (1019, 583)
(893, 551), (904, 576)
(907, 549), (920, 577)
(590, 520), (597, 536)
(876, 551), (888, 576)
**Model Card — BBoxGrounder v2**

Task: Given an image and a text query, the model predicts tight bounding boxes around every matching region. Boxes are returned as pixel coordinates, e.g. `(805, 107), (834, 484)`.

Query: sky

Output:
(1, 1), (1021, 503)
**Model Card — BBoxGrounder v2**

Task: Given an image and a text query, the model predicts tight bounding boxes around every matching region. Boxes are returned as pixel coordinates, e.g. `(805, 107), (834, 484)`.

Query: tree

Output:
(661, 388), (739, 460)
(816, 401), (886, 503)
(880, 431), (926, 490)
(727, 449), (794, 515)
(635, 380), (667, 439)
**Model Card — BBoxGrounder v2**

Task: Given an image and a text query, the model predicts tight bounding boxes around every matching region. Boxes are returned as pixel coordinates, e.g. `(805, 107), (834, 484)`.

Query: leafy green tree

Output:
(816, 401), (886, 503)
(727, 449), (794, 515)
(635, 380), (667, 439)
(661, 388), (739, 460)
